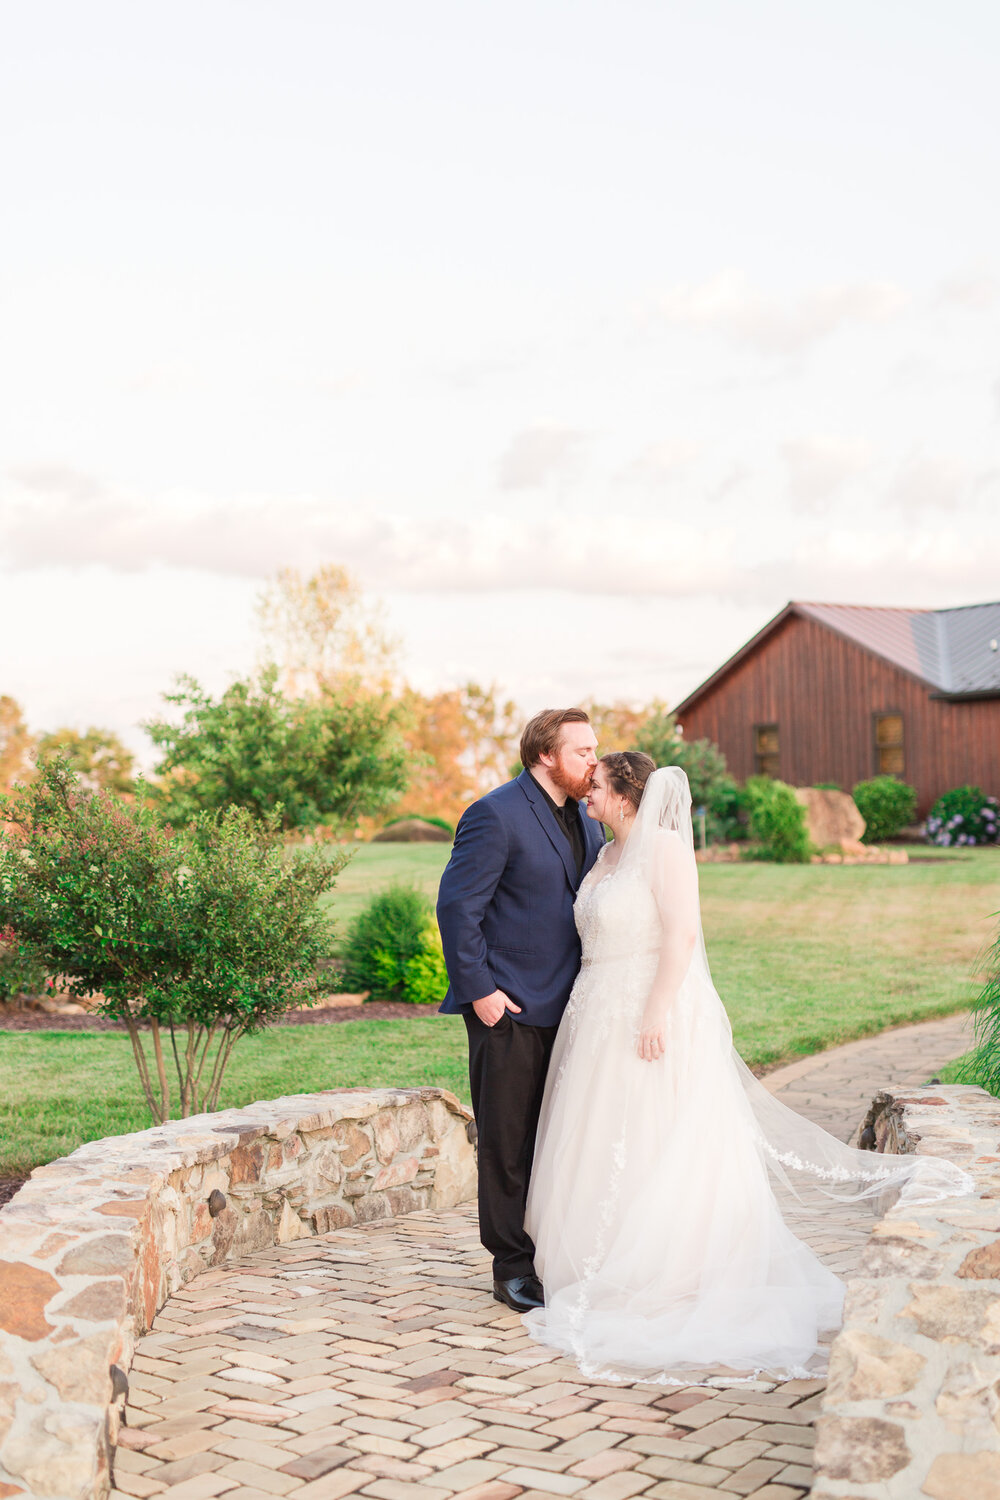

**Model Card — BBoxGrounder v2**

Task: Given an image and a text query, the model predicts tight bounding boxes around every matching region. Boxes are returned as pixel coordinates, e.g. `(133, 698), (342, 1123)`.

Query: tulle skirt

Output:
(524, 958), (845, 1382)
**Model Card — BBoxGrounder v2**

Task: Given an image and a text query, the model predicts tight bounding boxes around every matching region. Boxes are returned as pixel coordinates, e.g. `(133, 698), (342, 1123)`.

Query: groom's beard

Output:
(548, 762), (594, 803)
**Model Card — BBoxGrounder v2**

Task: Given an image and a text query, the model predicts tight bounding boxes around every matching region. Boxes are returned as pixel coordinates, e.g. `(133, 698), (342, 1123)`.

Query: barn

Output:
(673, 601), (1000, 817)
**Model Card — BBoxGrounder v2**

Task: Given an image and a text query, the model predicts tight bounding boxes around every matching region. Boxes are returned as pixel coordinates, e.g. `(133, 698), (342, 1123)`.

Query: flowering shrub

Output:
(0, 927), (49, 1003)
(925, 786), (1000, 847)
(0, 759), (346, 1120)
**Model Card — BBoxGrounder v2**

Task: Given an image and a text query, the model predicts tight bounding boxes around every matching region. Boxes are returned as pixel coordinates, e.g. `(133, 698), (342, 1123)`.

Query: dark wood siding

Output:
(676, 612), (1000, 816)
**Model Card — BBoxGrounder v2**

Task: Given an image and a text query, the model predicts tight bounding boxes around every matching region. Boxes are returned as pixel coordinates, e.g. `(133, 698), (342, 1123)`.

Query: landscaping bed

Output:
(3, 845), (997, 1187)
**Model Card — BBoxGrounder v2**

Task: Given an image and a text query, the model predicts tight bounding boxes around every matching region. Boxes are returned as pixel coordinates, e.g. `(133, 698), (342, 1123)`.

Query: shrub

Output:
(0, 759), (346, 1120)
(852, 776), (918, 844)
(744, 777), (812, 863)
(926, 786), (1000, 847)
(633, 713), (744, 841)
(0, 929), (48, 1003)
(341, 884), (448, 1004)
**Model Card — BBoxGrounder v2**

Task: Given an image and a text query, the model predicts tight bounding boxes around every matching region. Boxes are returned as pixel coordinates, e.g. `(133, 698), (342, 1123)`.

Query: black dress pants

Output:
(464, 1008), (559, 1280)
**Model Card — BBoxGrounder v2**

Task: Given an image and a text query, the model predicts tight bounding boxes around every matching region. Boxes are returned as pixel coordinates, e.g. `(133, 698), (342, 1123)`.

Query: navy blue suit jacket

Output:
(437, 770), (605, 1029)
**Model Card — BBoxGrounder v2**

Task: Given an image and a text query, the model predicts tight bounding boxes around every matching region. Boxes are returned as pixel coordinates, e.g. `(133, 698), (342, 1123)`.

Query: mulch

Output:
(0, 1001), (432, 1033)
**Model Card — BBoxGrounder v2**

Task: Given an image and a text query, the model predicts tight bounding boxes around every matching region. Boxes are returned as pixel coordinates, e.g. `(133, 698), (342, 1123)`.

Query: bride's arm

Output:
(638, 830), (700, 1062)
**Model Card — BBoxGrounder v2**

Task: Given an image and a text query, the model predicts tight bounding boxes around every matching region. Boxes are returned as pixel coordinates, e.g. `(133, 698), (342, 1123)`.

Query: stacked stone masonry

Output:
(0, 1088), (477, 1500)
(813, 1084), (1000, 1499)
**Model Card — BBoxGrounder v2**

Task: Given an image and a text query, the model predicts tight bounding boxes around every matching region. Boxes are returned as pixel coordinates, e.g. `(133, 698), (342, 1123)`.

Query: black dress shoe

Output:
(492, 1274), (544, 1312)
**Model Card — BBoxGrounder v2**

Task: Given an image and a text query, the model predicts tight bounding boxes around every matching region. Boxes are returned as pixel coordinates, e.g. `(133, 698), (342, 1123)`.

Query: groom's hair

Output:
(520, 707), (591, 769)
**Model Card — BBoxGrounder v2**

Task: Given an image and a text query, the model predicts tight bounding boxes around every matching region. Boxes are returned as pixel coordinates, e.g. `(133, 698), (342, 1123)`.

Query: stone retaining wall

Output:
(813, 1084), (1000, 1499)
(0, 1087), (477, 1500)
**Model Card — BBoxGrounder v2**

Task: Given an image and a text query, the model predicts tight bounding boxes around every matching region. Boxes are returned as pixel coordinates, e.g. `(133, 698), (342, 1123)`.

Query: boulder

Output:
(373, 819), (452, 843)
(794, 787), (866, 848)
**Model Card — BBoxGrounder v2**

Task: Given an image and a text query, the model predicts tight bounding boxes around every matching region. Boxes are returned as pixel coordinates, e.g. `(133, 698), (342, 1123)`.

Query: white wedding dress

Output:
(524, 767), (972, 1384)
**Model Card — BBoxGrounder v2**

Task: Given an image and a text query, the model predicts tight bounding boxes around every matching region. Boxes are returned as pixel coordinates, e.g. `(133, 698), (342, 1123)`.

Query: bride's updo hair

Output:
(600, 751), (656, 813)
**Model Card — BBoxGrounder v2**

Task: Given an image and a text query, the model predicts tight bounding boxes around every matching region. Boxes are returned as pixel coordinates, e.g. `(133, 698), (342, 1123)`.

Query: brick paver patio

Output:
(113, 1012), (971, 1500)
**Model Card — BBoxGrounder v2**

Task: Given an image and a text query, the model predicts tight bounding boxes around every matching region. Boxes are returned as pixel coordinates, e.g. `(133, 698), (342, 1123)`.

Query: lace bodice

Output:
(574, 846), (661, 966)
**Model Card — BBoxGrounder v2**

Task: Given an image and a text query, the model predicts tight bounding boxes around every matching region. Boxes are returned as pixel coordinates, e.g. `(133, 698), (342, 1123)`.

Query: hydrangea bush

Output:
(925, 786), (1000, 847)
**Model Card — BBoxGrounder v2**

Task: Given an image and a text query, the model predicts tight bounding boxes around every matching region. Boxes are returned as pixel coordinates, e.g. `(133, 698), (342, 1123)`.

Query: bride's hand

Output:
(638, 1022), (666, 1062)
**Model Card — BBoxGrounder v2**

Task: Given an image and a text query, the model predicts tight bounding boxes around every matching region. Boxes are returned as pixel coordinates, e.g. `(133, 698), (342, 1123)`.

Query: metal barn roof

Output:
(796, 601), (1000, 695)
(676, 600), (1000, 712)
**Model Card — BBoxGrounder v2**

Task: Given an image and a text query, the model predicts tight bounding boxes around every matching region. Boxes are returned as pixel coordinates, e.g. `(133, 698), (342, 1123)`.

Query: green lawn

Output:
(0, 1018), (468, 1180)
(321, 842), (452, 938)
(2, 845), (997, 1178)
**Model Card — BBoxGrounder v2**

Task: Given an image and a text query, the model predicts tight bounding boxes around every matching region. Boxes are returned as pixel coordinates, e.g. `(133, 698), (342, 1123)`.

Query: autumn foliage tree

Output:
(255, 567), (523, 827)
(0, 697), (33, 792)
(583, 699), (667, 754)
(396, 683), (520, 827)
(257, 564), (399, 697)
(36, 726), (135, 794)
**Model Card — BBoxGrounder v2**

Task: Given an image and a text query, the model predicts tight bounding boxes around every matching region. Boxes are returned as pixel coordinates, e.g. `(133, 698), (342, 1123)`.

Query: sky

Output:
(2, 1), (999, 760)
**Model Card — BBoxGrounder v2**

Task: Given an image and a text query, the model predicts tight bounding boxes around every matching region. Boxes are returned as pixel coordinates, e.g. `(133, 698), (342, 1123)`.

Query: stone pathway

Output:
(761, 1011), (973, 1143)
(113, 1013), (972, 1500)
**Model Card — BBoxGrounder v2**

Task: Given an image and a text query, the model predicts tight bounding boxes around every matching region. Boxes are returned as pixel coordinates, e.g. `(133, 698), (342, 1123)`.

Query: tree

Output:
(396, 687), (472, 826)
(634, 709), (743, 842)
(256, 564), (399, 697)
(0, 696), (33, 791)
(0, 761), (346, 1121)
(36, 726), (135, 795)
(458, 682), (520, 794)
(146, 669), (409, 832)
(395, 682), (519, 826)
(584, 700), (666, 754)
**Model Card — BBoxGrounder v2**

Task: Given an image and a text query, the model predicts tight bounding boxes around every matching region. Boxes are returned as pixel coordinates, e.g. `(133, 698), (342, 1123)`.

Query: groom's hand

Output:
(472, 990), (522, 1027)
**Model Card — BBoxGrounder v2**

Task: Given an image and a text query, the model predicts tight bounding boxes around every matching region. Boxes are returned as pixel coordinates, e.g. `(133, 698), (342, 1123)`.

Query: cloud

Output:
(0, 468), (731, 597)
(655, 270), (907, 355)
(497, 425), (588, 489)
(9, 464), (107, 503)
(710, 464), (752, 505)
(781, 436), (873, 513)
(933, 270), (1000, 310)
(440, 350), (530, 391)
(620, 439), (701, 487)
(4, 469), (998, 612)
(742, 529), (1000, 608)
(885, 454), (968, 514)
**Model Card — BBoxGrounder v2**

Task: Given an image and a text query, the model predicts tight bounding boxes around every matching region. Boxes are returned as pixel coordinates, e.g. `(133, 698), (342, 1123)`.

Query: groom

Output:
(437, 707), (603, 1311)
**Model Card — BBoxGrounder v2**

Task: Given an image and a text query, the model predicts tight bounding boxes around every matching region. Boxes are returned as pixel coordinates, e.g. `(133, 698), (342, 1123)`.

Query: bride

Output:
(524, 753), (972, 1384)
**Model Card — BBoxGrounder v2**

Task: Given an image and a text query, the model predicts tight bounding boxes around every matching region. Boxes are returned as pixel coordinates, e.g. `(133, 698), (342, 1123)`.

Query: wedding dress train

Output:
(524, 767), (972, 1384)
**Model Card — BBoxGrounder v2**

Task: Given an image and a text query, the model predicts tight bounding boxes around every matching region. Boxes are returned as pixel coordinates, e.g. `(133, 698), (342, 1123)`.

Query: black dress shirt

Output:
(529, 772), (585, 877)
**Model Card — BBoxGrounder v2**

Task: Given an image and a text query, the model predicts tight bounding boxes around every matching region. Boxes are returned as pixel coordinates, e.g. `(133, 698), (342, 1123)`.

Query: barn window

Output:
(754, 723), (780, 777)
(874, 713), (905, 776)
